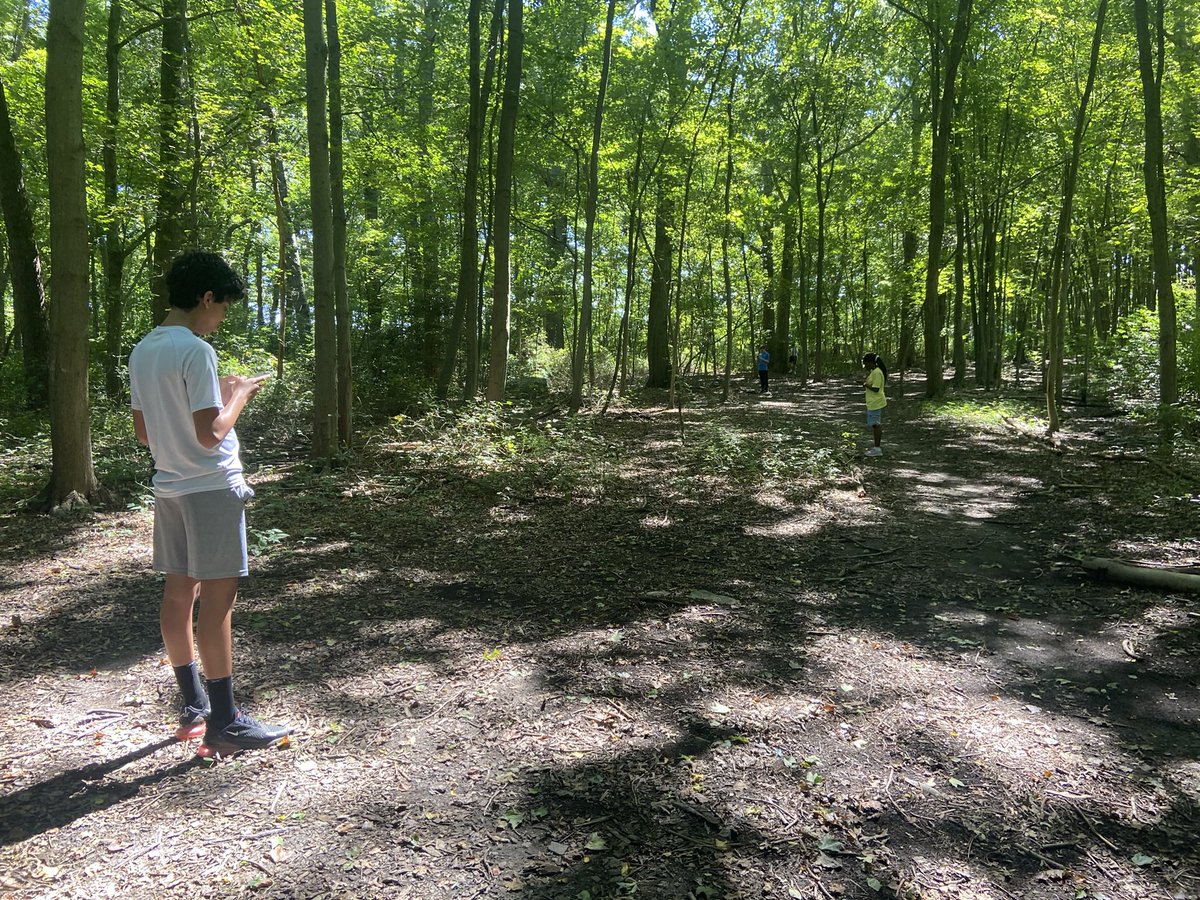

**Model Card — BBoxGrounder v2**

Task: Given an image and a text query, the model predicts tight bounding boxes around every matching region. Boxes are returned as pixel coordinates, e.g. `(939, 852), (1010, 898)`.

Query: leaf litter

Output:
(0, 378), (1197, 899)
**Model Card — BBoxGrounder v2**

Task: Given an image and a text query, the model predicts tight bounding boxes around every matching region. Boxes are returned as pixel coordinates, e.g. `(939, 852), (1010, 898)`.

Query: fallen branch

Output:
(1082, 558), (1200, 594)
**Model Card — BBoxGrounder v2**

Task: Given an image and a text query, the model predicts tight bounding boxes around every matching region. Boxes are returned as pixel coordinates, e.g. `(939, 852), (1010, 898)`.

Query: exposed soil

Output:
(1, 377), (1198, 900)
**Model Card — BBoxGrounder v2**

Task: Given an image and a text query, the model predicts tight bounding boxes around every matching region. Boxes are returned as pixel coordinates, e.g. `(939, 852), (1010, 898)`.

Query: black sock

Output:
(206, 676), (236, 729)
(173, 662), (207, 710)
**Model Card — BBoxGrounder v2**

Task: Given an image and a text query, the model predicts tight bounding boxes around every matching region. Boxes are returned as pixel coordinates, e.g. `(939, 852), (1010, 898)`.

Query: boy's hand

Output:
(221, 373), (271, 405)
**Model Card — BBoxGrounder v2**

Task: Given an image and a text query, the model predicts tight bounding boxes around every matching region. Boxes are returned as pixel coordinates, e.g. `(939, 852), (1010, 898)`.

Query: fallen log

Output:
(1082, 558), (1200, 593)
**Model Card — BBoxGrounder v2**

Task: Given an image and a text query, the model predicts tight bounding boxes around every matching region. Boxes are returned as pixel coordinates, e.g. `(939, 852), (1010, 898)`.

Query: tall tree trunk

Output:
(776, 126), (800, 375)
(923, 0), (974, 397)
(814, 182), (828, 379)
(327, 0), (351, 448)
(303, 0), (337, 458)
(102, 0), (127, 402)
(0, 74), (49, 407)
(721, 53), (739, 403)
(952, 187), (967, 385)
(570, 0), (616, 413)
(646, 193), (673, 389)
(465, 0), (505, 400)
(1045, 0), (1106, 432)
(416, 0), (442, 379)
(437, 0), (483, 400)
(486, 0), (523, 401)
(150, 0), (188, 325)
(267, 126), (310, 344)
(602, 125), (646, 414)
(45, 0), (98, 508)
(1133, 0), (1178, 406)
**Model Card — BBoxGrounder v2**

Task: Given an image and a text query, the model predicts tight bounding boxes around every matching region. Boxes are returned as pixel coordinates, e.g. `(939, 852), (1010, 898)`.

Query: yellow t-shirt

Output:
(865, 368), (887, 411)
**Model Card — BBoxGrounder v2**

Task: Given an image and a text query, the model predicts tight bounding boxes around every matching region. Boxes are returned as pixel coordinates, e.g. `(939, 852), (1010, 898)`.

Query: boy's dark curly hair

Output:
(166, 250), (245, 309)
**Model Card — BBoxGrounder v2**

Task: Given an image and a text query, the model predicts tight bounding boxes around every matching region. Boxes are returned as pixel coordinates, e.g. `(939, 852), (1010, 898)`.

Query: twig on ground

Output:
(883, 768), (914, 824)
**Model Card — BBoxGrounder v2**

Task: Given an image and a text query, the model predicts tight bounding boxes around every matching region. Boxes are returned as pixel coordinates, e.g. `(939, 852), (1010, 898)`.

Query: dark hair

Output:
(166, 250), (245, 309)
(863, 352), (888, 379)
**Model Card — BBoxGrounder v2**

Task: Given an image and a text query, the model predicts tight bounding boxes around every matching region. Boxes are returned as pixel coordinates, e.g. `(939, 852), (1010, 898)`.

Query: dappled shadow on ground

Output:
(1, 376), (1197, 897)
(0, 738), (190, 846)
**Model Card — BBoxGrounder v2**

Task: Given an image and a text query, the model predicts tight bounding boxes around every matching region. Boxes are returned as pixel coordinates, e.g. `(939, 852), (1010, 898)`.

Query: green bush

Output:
(1110, 307), (1161, 404)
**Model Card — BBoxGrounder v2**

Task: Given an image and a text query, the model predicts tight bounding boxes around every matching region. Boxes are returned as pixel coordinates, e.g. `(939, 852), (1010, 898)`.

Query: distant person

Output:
(861, 352), (888, 457)
(788, 345), (797, 374)
(129, 250), (291, 757)
(757, 346), (770, 393)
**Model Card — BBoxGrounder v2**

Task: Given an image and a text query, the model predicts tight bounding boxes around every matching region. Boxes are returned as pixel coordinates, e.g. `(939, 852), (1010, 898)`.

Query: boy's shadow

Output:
(0, 738), (197, 845)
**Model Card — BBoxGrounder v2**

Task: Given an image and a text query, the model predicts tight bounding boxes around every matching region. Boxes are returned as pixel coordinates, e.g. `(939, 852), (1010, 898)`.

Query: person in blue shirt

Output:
(757, 346), (770, 393)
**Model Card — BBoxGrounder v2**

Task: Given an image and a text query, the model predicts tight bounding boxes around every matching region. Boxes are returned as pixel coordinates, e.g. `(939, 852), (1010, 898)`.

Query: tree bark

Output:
(150, 0), (188, 325)
(0, 74), (49, 407)
(415, 0), (442, 379)
(1045, 0), (1106, 432)
(439, 0), (483, 401)
(646, 192), (673, 389)
(486, 0), (523, 401)
(721, 53), (739, 403)
(1133, 0), (1178, 406)
(45, 0), (98, 507)
(570, 0), (616, 413)
(303, 0), (337, 458)
(101, 0), (126, 402)
(326, 0), (351, 448)
(923, 0), (974, 397)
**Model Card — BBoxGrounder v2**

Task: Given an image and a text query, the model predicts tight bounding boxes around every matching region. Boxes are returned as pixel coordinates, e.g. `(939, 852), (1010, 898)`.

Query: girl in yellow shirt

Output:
(862, 353), (888, 457)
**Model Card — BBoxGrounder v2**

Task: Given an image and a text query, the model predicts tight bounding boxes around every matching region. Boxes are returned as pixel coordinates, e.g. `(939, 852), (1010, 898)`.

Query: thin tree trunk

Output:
(924, 0), (974, 397)
(327, 0), (351, 448)
(486, 0), (522, 401)
(437, 0), (483, 400)
(416, 0), (442, 379)
(0, 74), (49, 407)
(465, 0), (504, 400)
(1133, 0), (1178, 406)
(602, 126), (645, 414)
(646, 192), (672, 389)
(303, 0), (337, 458)
(721, 52), (739, 404)
(101, 0), (127, 402)
(1045, 1), (1105, 430)
(570, 0), (616, 413)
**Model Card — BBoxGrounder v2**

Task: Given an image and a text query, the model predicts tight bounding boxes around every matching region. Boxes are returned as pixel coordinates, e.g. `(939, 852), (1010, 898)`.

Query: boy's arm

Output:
(192, 374), (269, 449)
(133, 410), (149, 446)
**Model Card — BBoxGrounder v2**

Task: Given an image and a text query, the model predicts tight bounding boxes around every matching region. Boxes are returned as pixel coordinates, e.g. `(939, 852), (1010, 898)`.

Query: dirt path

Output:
(1, 379), (1197, 900)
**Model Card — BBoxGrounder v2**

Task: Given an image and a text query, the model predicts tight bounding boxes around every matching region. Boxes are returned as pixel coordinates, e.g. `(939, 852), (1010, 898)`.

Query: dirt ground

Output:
(1, 376), (1198, 900)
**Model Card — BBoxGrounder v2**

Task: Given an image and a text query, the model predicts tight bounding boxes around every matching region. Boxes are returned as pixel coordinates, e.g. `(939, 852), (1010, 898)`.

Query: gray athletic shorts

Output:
(153, 484), (254, 580)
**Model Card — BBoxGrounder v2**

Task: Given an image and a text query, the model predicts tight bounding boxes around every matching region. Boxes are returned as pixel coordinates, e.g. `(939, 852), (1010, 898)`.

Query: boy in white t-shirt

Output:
(130, 250), (290, 757)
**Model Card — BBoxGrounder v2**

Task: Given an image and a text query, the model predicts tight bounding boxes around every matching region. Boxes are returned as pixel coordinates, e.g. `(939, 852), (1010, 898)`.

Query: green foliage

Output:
(249, 527), (289, 557)
(383, 403), (620, 494)
(681, 422), (848, 484)
(1108, 307), (1161, 406)
(922, 398), (1046, 431)
(0, 398), (150, 506)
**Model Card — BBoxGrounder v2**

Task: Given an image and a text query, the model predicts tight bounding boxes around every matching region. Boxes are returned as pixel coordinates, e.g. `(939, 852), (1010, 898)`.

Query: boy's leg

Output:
(196, 575), (293, 754)
(161, 574), (210, 738)
(196, 577), (238, 732)
(873, 423), (882, 447)
(161, 574), (200, 665)
(196, 577), (238, 681)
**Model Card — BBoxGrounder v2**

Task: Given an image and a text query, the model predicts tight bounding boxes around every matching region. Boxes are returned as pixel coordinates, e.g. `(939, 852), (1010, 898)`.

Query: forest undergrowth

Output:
(0, 375), (1197, 900)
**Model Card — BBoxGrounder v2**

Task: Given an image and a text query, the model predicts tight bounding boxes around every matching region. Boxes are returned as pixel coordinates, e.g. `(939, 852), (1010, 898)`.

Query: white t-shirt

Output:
(129, 326), (244, 497)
